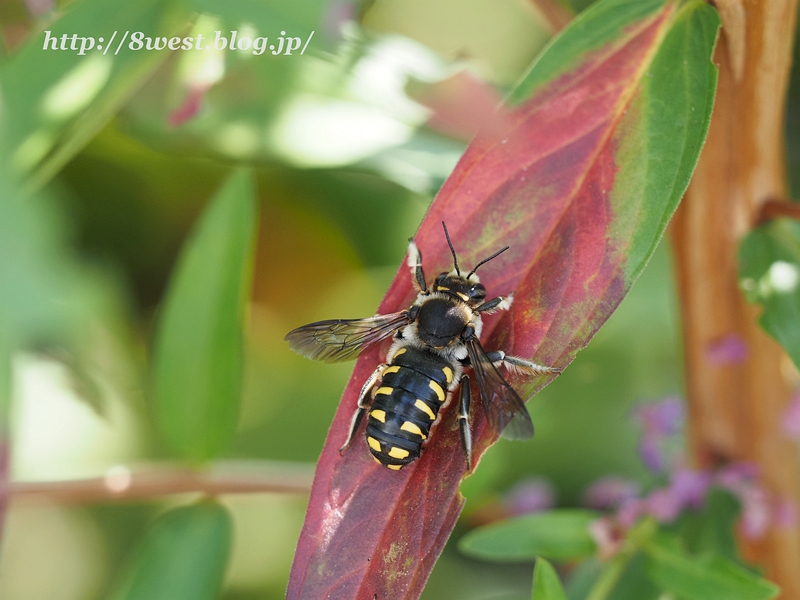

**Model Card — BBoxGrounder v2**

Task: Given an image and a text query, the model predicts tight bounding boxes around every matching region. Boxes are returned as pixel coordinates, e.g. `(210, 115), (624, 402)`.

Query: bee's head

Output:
(433, 271), (486, 303)
(434, 221), (506, 304)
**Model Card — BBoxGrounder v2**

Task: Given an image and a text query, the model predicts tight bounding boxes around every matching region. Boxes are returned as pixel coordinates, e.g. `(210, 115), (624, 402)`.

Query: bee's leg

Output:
(484, 350), (561, 376)
(458, 375), (473, 472)
(340, 364), (384, 454)
(476, 293), (514, 314)
(407, 239), (428, 293)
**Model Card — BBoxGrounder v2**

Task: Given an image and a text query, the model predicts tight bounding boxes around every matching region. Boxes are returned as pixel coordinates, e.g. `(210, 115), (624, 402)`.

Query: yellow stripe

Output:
(394, 347), (406, 356)
(442, 366), (453, 383)
(383, 365), (401, 375)
(370, 409), (386, 423)
(375, 386), (393, 396)
(437, 285), (450, 291)
(456, 292), (469, 301)
(415, 399), (436, 421)
(367, 437), (381, 452)
(429, 380), (445, 402)
(387, 464), (403, 471)
(388, 447), (410, 459)
(401, 421), (426, 439)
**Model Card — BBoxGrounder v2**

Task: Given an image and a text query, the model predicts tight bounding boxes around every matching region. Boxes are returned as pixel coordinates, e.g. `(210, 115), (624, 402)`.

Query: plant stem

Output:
(2, 459), (315, 504)
(756, 198), (800, 226)
(585, 553), (630, 600)
(586, 519), (658, 600)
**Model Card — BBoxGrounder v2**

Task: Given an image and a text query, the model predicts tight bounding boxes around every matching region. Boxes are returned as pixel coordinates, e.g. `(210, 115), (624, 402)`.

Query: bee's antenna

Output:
(441, 221), (460, 276)
(468, 245), (509, 278)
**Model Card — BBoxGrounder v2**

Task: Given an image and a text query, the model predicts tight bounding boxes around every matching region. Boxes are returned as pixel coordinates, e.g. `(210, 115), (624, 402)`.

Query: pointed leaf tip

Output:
(152, 168), (258, 462)
(532, 558), (568, 600)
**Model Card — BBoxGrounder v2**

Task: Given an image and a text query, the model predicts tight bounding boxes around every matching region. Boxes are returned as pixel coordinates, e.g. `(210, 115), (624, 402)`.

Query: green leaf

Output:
(619, 0), (720, 280)
(459, 510), (599, 563)
(0, 0), (189, 188)
(679, 487), (741, 562)
(565, 558), (602, 600)
(0, 176), (71, 355)
(532, 558), (568, 600)
(109, 502), (232, 600)
(645, 534), (780, 600)
(739, 218), (800, 370)
(152, 168), (258, 461)
(604, 552), (661, 600)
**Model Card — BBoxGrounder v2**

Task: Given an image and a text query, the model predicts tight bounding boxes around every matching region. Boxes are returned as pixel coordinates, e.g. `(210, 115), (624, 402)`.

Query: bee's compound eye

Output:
(470, 284), (486, 300)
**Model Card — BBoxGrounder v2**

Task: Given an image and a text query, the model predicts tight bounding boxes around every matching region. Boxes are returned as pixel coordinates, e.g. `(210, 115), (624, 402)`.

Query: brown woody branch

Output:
(2, 460), (315, 504)
(756, 198), (800, 226)
(670, 1), (800, 597)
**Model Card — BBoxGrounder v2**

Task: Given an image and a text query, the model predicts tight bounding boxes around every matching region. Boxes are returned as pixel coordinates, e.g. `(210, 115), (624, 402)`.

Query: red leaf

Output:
(287, 1), (718, 597)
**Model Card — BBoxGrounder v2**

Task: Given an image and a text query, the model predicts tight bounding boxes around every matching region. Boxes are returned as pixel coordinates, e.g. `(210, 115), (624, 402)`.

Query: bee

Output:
(285, 223), (559, 471)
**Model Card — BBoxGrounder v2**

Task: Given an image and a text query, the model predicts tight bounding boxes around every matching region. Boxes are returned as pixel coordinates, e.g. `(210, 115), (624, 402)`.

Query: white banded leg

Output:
(407, 239), (427, 293)
(484, 351), (561, 376)
(476, 292), (514, 314)
(340, 364), (385, 454)
(459, 375), (473, 472)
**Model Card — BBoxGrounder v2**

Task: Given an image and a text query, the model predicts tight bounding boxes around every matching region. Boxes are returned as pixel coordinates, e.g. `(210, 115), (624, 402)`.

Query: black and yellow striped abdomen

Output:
(366, 346), (456, 470)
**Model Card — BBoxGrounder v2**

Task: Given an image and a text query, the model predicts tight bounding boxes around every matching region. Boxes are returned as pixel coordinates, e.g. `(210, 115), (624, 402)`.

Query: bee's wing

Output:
(466, 338), (534, 441)
(284, 311), (410, 363)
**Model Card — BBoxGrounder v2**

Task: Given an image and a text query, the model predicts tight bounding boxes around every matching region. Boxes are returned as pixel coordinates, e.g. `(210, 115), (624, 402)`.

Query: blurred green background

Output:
(0, 0), (702, 598)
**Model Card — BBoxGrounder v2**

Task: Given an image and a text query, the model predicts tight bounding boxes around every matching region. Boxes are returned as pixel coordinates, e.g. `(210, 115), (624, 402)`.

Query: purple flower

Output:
(644, 488), (682, 522)
(705, 334), (749, 366)
(634, 397), (685, 472)
(706, 333), (750, 367)
(583, 476), (641, 510)
(782, 392), (800, 439)
(505, 477), (556, 516)
(593, 458), (791, 546)
(638, 437), (666, 472)
(712, 462), (789, 541)
(670, 468), (712, 510)
(773, 497), (798, 530)
(615, 468), (712, 525)
(715, 462), (760, 491)
(618, 498), (644, 528)
(739, 486), (771, 539)
(635, 397), (685, 437)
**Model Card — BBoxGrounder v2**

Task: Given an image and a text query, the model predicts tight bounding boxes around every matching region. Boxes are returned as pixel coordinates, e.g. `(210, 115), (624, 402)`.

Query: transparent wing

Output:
(466, 338), (534, 440)
(284, 312), (410, 363)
